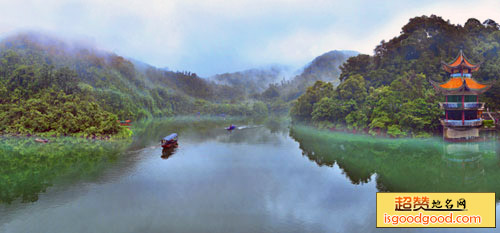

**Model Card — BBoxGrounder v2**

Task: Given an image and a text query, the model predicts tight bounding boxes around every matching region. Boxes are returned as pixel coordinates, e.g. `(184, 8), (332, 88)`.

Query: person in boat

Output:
(226, 124), (235, 130)
(161, 133), (178, 148)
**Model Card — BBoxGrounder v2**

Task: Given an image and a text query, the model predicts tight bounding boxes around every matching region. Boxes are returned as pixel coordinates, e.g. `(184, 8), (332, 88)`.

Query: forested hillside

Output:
(205, 50), (357, 115)
(298, 50), (358, 87)
(237, 50), (357, 114)
(211, 50), (357, 100)
(0, 33), (361, 136)
(0, 33), (266, 136)
(291, 15), (500, 137)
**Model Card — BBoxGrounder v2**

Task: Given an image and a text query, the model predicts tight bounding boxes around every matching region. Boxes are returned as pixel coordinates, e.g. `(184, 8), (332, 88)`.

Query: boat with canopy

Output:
(161, 133), (178, 148)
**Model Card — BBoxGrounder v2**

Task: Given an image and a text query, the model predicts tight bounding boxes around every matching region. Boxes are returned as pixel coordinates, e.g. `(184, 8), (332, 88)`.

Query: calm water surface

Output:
(0, 118), (499, 233)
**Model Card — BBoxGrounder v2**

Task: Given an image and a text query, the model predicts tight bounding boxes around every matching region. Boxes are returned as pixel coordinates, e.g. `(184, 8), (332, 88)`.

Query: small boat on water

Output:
(161, 133), (178, 148)
(35, 138), (49, 143)
(226, 125), (236, 131)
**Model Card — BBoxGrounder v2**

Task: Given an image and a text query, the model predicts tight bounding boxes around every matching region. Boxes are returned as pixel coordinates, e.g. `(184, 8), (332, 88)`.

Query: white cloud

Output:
(246, 27), (364, 68)
(0, 0), (498, 75)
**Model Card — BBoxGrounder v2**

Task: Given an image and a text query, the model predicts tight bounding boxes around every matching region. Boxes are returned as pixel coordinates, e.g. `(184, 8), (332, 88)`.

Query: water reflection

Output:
(441, 143), (486, 187)
(0, 117), (284, 205)
(8, 125), (372, 233)
(130, 116), (272, 149)
(289, 125), (500, 199)
(161, 147), (178, 160)
(1, 119), (499, 233)
(0, 137), (130, 204)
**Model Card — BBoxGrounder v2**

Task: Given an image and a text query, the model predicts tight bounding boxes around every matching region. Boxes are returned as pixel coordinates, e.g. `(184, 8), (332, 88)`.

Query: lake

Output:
(0, 117), (499, 233)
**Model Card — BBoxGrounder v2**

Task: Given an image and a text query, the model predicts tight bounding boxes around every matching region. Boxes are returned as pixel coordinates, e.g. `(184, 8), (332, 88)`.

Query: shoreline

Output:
(0, 127), (132, 141)
(292, 123), (497, 140)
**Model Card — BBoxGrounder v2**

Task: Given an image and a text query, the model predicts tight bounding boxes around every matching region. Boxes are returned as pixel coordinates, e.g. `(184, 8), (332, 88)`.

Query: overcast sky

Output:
(0, 0), (499, 76)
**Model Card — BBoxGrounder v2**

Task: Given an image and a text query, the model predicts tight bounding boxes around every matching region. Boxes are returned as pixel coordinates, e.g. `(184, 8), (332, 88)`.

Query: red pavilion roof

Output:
(442, 50), (480, 73)
(430, 77), (492, 95)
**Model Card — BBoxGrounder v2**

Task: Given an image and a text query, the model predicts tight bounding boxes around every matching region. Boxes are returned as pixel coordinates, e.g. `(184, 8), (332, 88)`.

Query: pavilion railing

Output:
(450, 73), (472, 78)
(442, 119), (483, 127)
(439, 102), (484, 109)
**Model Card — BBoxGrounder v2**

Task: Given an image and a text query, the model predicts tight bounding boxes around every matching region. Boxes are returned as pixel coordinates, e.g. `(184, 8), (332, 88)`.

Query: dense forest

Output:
(10, 15), (494, 137)
(291, 15), (500, 137)
(0, 33), (272, 136)
(0, 32), (355, 136)
(0, 30), (357, 136)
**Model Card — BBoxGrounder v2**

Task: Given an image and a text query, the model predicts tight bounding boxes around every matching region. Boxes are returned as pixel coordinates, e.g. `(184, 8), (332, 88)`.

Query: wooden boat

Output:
(226, 125), (236, 130)
(161, 133), (178, 148)
(35, 138), (49, 143)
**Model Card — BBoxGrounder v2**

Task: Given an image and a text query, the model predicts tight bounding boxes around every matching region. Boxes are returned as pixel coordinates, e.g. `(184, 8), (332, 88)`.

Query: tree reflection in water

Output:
(0, 137), (130, 204)
(0, 116), (280, 204)
(289, 125), (500, 200)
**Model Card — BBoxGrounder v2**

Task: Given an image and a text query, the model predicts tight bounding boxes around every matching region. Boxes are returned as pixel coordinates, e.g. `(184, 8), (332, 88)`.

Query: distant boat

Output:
(161, 133), (178, 148)
(226, 125), (236, 131)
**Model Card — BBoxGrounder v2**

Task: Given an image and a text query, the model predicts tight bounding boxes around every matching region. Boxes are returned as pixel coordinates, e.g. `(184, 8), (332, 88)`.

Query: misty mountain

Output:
(211, 50), (358, 101)
(0, 32), (255, 120)
(209, 65), (294, 95)
(297, 50), (359, 87)
(270, 50), (358, 101)
(0, 31), (357, 125)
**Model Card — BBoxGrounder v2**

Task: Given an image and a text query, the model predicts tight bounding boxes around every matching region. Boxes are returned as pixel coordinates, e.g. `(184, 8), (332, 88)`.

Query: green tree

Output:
(290, 81), (334, 121)
(337, 74), (367, 103)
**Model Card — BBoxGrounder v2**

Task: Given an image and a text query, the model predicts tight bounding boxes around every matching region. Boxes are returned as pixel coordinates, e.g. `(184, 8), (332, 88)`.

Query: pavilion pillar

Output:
(445, 95), (448, 121)
(462, 95), (465, 125)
